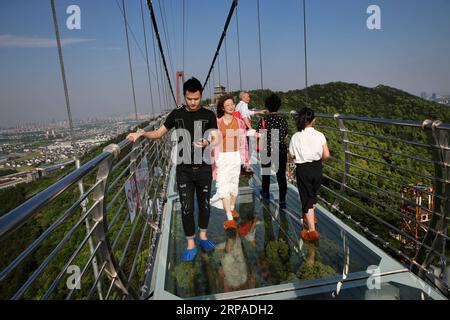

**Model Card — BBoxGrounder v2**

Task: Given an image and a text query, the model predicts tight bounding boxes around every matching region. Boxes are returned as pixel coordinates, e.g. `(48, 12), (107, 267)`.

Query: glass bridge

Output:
(152, 158), (446, 300)
(0, 114), (448, 300)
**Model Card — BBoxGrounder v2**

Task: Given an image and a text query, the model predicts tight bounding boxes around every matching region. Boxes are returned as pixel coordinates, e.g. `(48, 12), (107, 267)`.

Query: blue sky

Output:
(0, 0), (449, 127)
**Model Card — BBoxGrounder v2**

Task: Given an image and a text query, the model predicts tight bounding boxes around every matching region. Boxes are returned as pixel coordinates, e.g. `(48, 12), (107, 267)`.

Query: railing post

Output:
(332, 114), (350, 211)
(90, 143), (138, 299)
(75, 158), (103, 300)
(414, 120), (449, 294)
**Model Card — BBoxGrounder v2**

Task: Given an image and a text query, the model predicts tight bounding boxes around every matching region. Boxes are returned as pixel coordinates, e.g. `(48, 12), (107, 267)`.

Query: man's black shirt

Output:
(163, 106), (217, 166)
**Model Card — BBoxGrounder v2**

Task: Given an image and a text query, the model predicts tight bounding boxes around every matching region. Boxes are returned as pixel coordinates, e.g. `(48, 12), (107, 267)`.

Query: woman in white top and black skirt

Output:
(289, 107), (330, 241)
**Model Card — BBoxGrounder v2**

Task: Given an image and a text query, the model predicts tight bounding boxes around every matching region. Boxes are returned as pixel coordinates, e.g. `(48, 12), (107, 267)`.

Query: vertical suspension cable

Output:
(203, 0), (238, 89)
(50, 0), (75, 152)
(256, 0), (264, 91)
(217, 54), (221, 85)
(159, 55), (168, 111)
(146, 0), (177, 107)
(157, 0), (175, 84)
(122, 0), (138, 121)
(140, 0), (155, 117)
(235, 4), (243, 91)
(150, 21), (162, 115)
(209, 80), (212, 106)
(224, 36), (230, 92)
(158, 54), (165, 110)
(50, 0), (102, 299)
(182, 0), (186, 72)
(302, 0), (309, 103)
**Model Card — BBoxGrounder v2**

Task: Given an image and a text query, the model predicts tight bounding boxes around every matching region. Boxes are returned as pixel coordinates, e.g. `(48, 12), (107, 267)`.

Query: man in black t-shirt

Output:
(127, 77), (218, 262)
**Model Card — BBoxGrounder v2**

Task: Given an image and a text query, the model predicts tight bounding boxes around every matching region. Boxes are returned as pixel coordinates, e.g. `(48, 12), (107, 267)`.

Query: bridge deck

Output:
(151, 161), (446, 300)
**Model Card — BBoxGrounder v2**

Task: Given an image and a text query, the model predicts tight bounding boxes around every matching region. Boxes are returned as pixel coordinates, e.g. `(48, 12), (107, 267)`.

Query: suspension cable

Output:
(140, 0), (155, 117)
(203, 0), (238, 89)
(114, 0), (158, 83)
(150, 20), (162, 114)
(50, 0), (76, 153)
(146, 0), (177, 108)
(121, 0), (138, 121)
(182, 0), (186, 72)
(157, 0), (175, 82)
(256, 0), (264, 91)
(50, 0), (103, 299)
(236, 4), (243, 91)
(158, 54), (167, 110)
(224, 36), (230, 92)
(217, 54), (221, 85)
(302, 0), (309, 102)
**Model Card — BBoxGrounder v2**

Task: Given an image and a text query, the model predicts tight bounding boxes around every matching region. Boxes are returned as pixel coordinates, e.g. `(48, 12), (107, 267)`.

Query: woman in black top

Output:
(256, 94), (289, 208)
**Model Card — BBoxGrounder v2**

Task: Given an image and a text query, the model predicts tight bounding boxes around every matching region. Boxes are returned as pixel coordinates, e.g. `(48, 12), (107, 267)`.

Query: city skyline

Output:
(1, 0), (450, 127)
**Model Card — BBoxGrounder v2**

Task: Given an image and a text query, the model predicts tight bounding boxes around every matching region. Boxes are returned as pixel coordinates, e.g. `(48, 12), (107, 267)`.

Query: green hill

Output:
(248, 82), (449, 121)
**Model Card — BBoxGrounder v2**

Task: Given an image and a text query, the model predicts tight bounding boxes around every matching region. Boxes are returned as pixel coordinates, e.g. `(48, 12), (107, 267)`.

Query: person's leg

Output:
(195, 166), (212, 240)
(295, 164), (311, 215)
(305, 207), (316, 232)
(230, 195), (237, 211)
(176, 166), (197, 249)
(216, 153), (233, 220)
(277, 152), (288, 203)
(297, 163), (320, 241)
(261, 162), (271, 194)
(229, 152), (242, 215)
(306, 161), (323, 232)
(222, 197), (232, 216)
(222, 153), (241, 228)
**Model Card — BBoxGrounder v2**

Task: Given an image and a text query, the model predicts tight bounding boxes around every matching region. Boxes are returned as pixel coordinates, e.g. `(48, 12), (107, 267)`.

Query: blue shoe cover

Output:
(198, 239), (215, 252)
(181, 247), (197, 262)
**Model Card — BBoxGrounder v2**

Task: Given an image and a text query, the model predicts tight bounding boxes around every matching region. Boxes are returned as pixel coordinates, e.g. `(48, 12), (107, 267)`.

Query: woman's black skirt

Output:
(295, 160), (323, 214)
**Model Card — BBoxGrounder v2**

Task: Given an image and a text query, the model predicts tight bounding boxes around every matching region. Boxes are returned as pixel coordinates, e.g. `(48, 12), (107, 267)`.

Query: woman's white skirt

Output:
(211, 151), (241, 209)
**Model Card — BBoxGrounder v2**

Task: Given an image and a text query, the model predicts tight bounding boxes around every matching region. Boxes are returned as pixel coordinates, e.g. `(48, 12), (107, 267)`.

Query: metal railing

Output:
(0, 114), (173, 300)
(0, 111), (449, 299)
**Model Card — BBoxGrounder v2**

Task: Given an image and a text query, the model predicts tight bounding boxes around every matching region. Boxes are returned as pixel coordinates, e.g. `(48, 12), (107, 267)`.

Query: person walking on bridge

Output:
(289, 107), (330, 242)
(127, 77), (218, 262)
(256, 93), (290, 209)
(210, 95), (250, 230)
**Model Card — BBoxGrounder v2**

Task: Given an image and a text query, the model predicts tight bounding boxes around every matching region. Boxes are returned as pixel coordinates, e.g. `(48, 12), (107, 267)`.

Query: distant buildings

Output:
(213, 85), (227, 105)
(0, 117), (139, 189)
(419, 90), (450, 106)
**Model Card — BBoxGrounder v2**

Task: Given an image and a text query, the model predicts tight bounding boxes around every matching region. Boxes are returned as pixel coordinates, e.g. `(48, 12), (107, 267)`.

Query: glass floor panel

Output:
(151, 163), (447, 300)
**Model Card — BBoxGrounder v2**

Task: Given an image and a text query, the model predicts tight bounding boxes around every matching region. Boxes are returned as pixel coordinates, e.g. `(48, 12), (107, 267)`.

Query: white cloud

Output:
(0, 34), (95, 48)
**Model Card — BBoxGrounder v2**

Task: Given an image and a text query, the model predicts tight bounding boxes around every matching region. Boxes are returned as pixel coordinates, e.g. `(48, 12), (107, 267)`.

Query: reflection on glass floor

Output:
(152, 164), (447, 300)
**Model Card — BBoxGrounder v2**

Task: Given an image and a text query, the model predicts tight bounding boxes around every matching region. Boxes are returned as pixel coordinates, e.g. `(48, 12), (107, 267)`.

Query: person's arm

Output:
(127, 125), (168, 142)
(288, 136), (295, 162)
(322, 143), (330, 161)
(243, 117), (253, 130)
(253, 109), (268, 115)
(193, 130), (219, 148)
(209, 129), (219, 147)
(194, 113), (219, 148)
